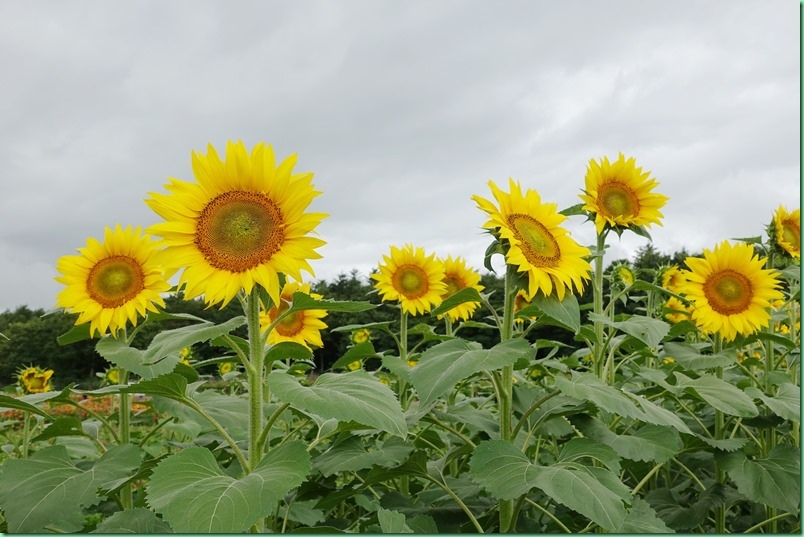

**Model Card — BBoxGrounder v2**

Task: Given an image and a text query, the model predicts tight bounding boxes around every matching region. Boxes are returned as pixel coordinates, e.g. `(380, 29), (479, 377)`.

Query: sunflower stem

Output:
(398, 310), (410, 497)
(118, 366), (133, 510)
(592, 231), (607, 381)
(246, 287), (266, 474)
(713, 337), (727, 534)
(498, 264), (517, 533)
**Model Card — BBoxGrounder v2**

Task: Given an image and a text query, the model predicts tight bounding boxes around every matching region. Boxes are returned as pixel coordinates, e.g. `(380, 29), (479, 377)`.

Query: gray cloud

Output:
(0, 0), (798, 311)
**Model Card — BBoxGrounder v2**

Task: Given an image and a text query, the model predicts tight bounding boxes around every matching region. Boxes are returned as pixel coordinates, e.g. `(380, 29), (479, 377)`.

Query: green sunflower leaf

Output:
(661, 341), (736, 370)
(531, 292), (581, 332)
(313, 437), (414, 477)
(430, 287), (483, 317)
(676, 373), (759, 417)
(744, 383), (800, 422)
(718, 445), (800, 512)
(287, 292), (378, 313)
(409, 338), (535, 407)
(147, 442), (310, 533)
(469, 440), (627, 531)
(121, 373), (188, 402)
(588, 313), (670, 349)
(142, 315), (246, 365)
(92, 507), (173, 533)
(265, 341), (313, 364)
(0, 393), (52, 419)
(377, 508), (413, 533)
(0, 444), (142, 533)
(331, 341), (379, 370)
(267, 371), (407, 437)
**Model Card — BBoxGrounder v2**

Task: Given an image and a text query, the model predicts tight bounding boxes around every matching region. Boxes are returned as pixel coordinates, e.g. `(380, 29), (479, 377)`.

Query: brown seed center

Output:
(508, 214), (561, 268)
(599, 182), (640, 218)
(703, 269), (753, 315)
(87, 256), (145, 308)
(196, 190), (284, 273)
(393, 264), (429, 299)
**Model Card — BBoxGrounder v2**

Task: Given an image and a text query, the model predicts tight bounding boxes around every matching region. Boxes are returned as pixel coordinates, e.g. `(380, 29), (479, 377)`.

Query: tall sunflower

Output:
(682, 241), (783, 341)
(770, 205), (800, 259)
(473, 179), (591, 300)
(438, 255), (484, 322)
(580, 153), (669, 234)
(260, 281), (328, 349)
(146, 141), (327, 308)
(372, 244), (446, 315)
(56, 225), (170, 337)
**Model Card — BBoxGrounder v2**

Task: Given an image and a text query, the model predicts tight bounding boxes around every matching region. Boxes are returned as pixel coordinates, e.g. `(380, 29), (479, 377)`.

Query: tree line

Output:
(0, 244), (692, 389)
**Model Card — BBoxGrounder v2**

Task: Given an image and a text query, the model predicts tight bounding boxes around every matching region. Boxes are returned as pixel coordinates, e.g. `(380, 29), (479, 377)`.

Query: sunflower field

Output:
(0, 141), (799, 533)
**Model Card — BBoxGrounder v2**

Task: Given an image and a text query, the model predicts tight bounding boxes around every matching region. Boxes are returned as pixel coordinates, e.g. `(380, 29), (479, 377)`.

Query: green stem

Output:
(185, 398), (250, 472)
(21, 411), (31, 459)
(423, 474), (484, 533)
(511, 390), (560, 439)
(593, 232), (607, 380)
(713, 337), (727, 534)
(398, 311), (409, 410)
(258, 402), (291, 454)
(118, 367), (132, 509)
(524, 497), (572, 533)
(246, 288), (266, 472)
(498, 264), (517, 532)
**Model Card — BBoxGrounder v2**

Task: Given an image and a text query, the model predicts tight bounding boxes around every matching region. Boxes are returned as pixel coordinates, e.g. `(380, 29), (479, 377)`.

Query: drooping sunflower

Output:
(56, 225), (170, 337)
(770, 205), (800, 259)
(682, 241), (783, 341)
(260, 281), (328, 349)
(437, 255), (485, 322)
(473, 179), (591, 300)
(371, 244), (447, 315)
(146, 141), (327, 308)
(580, 153), (669, 234)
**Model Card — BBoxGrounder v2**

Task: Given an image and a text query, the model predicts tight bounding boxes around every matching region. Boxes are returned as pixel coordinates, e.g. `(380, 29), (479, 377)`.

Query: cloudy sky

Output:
(0, 0), (799, 312)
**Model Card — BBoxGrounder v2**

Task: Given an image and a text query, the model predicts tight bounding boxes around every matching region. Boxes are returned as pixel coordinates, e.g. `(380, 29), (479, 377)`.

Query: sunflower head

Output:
(17, 366), (54, 394)
(663, 296), (692, 324)
(580, 153), (669, 235)
(218, 362), (235, 376)
(613, 263), (636, 287)
(513, 289), (537, 325)
(659, 264), (688, 294)
(681, 241), (783, 341)
(55, 225), (170, 337)
(346, 360), (362, 371)
(769, 205), (800, 259)
(260, 281), (328, 349)
(351, 328), (371, 345)
(371, 244), (447, 316)
(104, 368), (120, 385)
(437, 255), (485, 322)
(472, 179), (591, 300)
(146, 141), (328, 309)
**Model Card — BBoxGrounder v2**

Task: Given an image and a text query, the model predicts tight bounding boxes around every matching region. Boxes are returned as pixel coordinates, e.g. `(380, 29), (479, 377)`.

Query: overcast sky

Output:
(0, 0), (799, 312)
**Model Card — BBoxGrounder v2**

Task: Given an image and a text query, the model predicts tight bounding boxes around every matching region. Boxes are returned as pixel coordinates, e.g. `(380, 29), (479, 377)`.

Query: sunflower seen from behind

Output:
(438, 255), (484, 322)
(580, 153), (668, 234)
(56, 225), (170, 337)
(146, 141), (327, 308)
(769, 205), (800, 259)
(473, 179), (591, 300)
(372, 244), (447, 316)
(682, 241), (783, 342)
(260, 281), (328, 349)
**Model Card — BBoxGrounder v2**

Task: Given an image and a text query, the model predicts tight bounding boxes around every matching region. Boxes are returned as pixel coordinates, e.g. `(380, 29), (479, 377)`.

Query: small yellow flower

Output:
(614, 263), (635, 286)
(17, 366), (54, 394)
(407, 360), (417, 368)
(662, 357), (675, 365)
(218, 362), (234, 375)
(346, 360), (361, 371)
(105, 368), (120, 385)
(351, 329), (371, 345)
(179, 347), (192, 366)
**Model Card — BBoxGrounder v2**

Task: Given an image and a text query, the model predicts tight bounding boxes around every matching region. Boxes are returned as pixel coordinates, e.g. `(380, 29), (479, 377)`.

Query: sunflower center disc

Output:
(704, 269), (754, 315)
(393, 265), (429, 299)
(782, 220), (800, 249)
(509, 214), (561, 268)
(599, 182), (640, 218)
(196, 191), (284, 273)
(87, 256), (145, 308)
(443, 275), (464, 297)
(274, 300), (305, 337)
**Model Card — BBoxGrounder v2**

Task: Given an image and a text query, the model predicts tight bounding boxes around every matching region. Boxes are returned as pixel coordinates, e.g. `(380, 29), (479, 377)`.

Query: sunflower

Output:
(663, 296), (692, 324)
(437, 255), (484, 322)
(660, 265), (687, 294)
(613, 263), (635, 287)
(473, 179), (591, 300)
(351, 328), (371, 345)
(218, 362), (235, 376)
(770, 205), (800, 259)
(105, 368), (120, 385)
(371, 244), (447, 315)
(56, 225), (170, 337)
(260, 281), (328, 349)
(682, 241), (783, 341)
(146, 141), (327, 308)
(580, 153), (669, 234)
(513, 289), (537, 325)
(17, 366), (54, 394)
